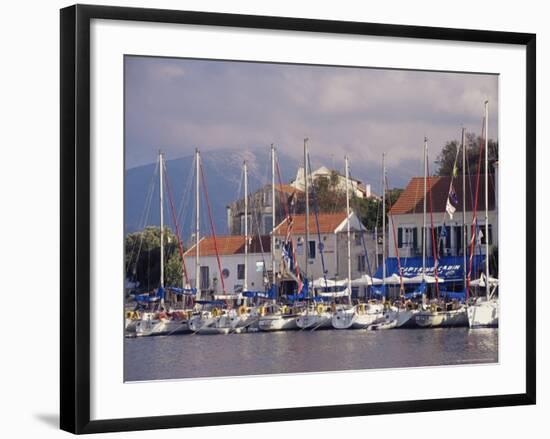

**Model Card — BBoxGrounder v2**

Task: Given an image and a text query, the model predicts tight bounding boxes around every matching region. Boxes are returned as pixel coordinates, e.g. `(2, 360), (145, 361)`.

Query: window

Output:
(237, 264), (245, 280)
(354, 231), (363, 246)
(239, 214), (251, 235)
(200, 266), (209, 290)
(263, 214), (272, 234)
(480, 224), (493, 245)
(357, 255), (366, 272)
(398, 227), (417, 249)
(308, 240), (316, 259)
(436, 225), (452, 255)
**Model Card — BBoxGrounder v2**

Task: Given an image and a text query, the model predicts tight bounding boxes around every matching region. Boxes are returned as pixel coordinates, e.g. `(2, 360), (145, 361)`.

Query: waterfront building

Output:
(387, 174), (497, 260)
(273, 211), (377, 298)
(183, 235), (271, 297)
(226, 184), (304, 236)
(290, 165), (375, 199)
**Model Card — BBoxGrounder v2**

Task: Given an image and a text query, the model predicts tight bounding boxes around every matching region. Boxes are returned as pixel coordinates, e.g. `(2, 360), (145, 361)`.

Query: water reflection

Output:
(124, 328), (498, 382)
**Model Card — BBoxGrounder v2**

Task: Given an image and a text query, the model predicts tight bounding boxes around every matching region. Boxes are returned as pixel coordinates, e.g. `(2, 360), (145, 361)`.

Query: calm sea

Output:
(124, 328), (498, 381)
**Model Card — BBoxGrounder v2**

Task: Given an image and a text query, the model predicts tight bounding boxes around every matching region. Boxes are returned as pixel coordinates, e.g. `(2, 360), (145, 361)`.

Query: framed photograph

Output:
(60, 4), (536, 434)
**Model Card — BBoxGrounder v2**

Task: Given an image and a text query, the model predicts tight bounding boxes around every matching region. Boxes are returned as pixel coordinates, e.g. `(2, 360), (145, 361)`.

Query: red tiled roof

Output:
(390, 175), (496, 215)
(273, 212), (348, 236)
(184, 235), (271, 257)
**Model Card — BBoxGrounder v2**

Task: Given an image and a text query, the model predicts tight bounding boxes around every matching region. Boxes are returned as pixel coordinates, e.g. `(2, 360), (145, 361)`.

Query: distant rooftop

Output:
(390, 175), (496, 215)
(184, 235), (270, 257)
(273, 211), (349, 236)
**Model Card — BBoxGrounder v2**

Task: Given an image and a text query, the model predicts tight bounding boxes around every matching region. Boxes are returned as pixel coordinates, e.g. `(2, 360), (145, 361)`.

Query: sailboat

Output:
(258, 145), (300, 332)
(467, 101), (499, 328)
(129, 152), (191, 337)
(332, 155), (375, 329)
(413, 137), (468, 328)
(296, 139), (333, 330)
(186, 148), (223, 334)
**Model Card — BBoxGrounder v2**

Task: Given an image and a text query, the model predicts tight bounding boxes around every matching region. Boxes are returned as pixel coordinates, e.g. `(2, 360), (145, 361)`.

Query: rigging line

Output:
(385, 174), (405, 295)
(127, 159), (159, 277)
(126, 158), (158, 273)
(275, 157), (303, 291)
(348, 167), (374, 281)
(163, 162), (190, 286)
(426, 156), (440, 298)
(467, 117), (486, 294)
(199, 160), (227, 294)
(176, 156), (195, 231)
(307, 153), (328, 289)
(181, 155), (199, 248)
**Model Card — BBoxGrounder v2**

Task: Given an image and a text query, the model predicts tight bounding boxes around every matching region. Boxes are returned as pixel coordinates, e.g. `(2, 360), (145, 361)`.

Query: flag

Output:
(476, 229), (484, 245)
(452, 162), (458, 177)
(287, 190), (297, 212)
(446, 183), (459, 219)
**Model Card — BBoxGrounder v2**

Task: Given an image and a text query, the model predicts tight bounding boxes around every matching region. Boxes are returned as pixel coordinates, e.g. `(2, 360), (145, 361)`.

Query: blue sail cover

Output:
(440, 290), (467, 301)
(371, 285), (388, 298)
(242, 288), (276, 299)
(374, 255), (485, 282)
(404, 282), (426, 299)
(194, 300), (226, 306)
(166, 287), (197, 295)
(135, 294), (160, 303)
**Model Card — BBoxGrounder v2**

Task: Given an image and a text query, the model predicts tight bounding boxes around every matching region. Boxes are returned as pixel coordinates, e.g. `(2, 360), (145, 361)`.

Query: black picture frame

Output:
(60, 4), (536, 434)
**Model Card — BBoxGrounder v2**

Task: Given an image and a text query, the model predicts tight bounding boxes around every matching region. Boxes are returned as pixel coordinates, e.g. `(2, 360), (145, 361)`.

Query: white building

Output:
(388, 174), (497, 259)
(183, 235), (271, 296)
(290, 165), (374, 199)
(273, 211), (377, 296)
(184, 211), (378, 298)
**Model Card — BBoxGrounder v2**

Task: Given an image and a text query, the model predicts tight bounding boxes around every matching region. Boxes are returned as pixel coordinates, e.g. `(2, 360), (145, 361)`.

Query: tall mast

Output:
(374, 226), (379, 272)
(461, 128), (467, 294)
(271, 144), (276, 291)
(382, 154), (386, 292)
(345, 155), (352, 299)
(159, 151), (165, 294)
(422, 138), (428, 304)
(304, 138), (310, 282)
(195, 148), (201, 299)
(243, 160), (249, 292)
(484, 100), (490, 299)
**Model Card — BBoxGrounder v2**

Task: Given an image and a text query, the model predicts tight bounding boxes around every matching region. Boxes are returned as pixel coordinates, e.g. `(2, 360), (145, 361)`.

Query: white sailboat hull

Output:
(296, 312), (332, 329)
(415, 307), (468, 328)
(331, 308), (356, 329)
(367, 319), (398, 330)
(258, 314), (298, 331)
(467, 300), (499, 328)
(393, 309), (419, 328)
(351, 311), (385, 329)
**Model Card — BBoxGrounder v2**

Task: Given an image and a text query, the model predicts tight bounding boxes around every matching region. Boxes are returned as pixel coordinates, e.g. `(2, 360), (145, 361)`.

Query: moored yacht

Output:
(414, 301), (468, 328)
(258, 304), (299, 331)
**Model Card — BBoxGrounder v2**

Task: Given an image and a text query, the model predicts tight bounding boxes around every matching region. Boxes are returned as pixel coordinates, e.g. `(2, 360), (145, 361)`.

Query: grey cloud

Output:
(125, 56), (498, 188)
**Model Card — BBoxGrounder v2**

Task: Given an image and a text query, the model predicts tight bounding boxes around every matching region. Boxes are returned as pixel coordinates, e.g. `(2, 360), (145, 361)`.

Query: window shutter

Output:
(398, 227), (403, 248)
(413, 228), (418, 250)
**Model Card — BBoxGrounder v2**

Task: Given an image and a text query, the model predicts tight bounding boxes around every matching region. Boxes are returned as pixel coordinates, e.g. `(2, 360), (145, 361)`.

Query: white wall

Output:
(183, 253), (268, 293)
(1, 1), (546, 438)
(388, 210), (498, 258)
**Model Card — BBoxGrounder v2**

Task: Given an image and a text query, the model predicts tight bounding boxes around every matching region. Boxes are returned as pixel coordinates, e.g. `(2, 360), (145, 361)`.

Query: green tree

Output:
(165, 251), (185, 288)
(352, 188), (403, 232)
(311, 175), (347, 213)
(124, 226), (183, 291)
(435, 132), (498, 176)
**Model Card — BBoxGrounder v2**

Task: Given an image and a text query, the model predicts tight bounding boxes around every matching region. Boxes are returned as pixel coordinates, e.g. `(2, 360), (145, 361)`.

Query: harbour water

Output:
(124, 328), (498, 382)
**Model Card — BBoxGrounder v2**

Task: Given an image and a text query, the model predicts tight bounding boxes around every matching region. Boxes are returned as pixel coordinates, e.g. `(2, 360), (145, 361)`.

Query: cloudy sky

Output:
(124, 56), (497, 189)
